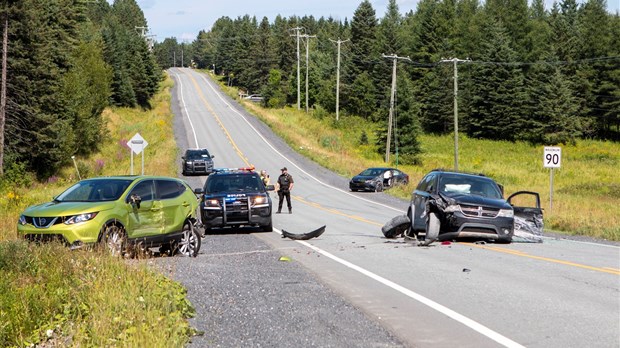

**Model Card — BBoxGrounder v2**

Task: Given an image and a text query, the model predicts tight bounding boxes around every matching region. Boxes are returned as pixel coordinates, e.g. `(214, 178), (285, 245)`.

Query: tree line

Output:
(155, 0), (619, 164)
(0, 0), (160, 179)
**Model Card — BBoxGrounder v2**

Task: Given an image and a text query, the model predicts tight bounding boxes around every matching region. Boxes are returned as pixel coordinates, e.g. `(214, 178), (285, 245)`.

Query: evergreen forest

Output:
(0, 0), (160, 179)
(154, 0), (620, 164)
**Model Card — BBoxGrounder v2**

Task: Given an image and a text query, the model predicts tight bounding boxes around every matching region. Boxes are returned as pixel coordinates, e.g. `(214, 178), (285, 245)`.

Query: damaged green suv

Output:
(18, 176), (201, 257)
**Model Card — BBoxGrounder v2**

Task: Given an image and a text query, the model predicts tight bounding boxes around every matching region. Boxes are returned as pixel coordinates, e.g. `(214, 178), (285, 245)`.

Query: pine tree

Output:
(346, 0), (378, 118)
(577, 0), (617, 139)
(244, 17), (275, 95)
(3, 0), (86, 177)
(465, 19), (526, 141)
(374, 0), (403, 122)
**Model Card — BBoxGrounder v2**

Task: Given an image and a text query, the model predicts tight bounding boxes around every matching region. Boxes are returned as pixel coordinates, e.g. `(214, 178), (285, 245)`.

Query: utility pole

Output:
(382, 54), (411, 164)
(289, 27), (304, 110)
(439, 57), (470, 171)
(301, 34), (316, 113)
(329, 38), (349, 121)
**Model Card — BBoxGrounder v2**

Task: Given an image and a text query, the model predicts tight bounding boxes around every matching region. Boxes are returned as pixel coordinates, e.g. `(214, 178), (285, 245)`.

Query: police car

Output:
(194, 166), (275, 233)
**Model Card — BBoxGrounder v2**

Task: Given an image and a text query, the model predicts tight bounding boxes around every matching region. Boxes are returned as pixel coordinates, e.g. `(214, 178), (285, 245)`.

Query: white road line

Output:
(171, 70), (200, 148)
(274, 228), (526, 348)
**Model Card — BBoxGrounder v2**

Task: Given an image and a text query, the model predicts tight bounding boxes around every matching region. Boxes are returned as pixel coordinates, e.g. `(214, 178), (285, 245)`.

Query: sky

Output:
(136, 0), (620, 42)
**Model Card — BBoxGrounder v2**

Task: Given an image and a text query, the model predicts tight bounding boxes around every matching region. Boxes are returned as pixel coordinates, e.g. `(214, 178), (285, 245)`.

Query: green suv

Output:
(18, 176), (201, 257)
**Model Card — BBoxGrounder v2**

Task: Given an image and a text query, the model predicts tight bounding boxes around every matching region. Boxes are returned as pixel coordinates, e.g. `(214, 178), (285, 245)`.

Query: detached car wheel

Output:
(101, 224), (127, 257)
(381, 215), (410, 238)
(177, 221), (201, 257)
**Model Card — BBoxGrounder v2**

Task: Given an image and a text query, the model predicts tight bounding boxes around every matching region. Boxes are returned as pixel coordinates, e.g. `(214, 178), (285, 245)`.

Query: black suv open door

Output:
(507, 191), (544, 242)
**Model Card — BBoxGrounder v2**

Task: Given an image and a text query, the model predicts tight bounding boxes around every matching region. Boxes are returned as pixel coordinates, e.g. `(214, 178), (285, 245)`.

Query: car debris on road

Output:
(281, 225), (326, 240)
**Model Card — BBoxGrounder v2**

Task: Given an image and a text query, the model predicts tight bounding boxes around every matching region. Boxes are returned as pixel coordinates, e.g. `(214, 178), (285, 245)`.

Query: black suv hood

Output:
(441, 192), (512, 209)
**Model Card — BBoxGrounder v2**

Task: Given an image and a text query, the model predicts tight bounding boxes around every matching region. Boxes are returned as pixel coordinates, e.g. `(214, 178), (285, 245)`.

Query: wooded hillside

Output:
(154, 0), (619, 164)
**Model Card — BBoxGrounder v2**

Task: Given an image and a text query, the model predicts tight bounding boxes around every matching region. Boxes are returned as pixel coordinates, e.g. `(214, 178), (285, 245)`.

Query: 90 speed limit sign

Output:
(543, 146), (561, 168)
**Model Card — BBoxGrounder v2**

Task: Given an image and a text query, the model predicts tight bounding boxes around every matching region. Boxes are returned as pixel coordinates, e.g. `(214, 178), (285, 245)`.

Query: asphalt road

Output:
(153, 68), (620, 348)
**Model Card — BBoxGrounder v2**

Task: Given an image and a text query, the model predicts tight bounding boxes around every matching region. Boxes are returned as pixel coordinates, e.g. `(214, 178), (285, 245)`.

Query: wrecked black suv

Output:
(194, 167), (275, 233)
(408, 169), (542, 244)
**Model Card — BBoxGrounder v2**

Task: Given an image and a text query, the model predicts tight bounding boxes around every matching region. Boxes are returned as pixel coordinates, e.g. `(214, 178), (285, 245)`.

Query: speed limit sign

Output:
(543, 147), (561, 168)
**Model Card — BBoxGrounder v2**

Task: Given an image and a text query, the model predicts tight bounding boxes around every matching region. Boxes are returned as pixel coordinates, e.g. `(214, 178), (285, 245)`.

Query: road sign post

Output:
(543, 147), (561, 211)
(127, 133), (148, 175)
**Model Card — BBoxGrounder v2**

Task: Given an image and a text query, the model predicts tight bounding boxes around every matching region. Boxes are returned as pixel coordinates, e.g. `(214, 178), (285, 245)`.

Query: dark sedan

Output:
(182, 148), (215, 176)
(349, 167), (409, 192)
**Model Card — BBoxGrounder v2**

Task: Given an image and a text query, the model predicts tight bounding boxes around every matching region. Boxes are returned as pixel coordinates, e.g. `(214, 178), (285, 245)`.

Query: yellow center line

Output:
(468, 243), (620, 275)
(181, 69), (618, 277)
(293, 195), (383, 227)
(183, 70), (250, 166)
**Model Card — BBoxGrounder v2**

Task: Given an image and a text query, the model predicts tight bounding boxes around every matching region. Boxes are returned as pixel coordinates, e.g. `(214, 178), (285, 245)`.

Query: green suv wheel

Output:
(101, 224), (128, 257)
(176, 221), (201, 257)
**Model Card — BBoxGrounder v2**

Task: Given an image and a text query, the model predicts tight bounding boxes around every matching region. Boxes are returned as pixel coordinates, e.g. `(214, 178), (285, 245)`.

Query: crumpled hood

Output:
(22, 201), (118, 216)
(440, 192), (512, 209)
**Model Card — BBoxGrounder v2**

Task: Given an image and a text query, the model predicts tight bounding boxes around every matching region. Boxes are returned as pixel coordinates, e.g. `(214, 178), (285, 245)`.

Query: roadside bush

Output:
(312, 105), (330, 120)
(0, 161), (34, 192)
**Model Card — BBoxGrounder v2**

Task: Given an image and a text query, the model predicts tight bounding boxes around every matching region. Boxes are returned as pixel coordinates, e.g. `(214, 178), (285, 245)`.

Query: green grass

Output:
(0, 241), (195, 347)
(217, 72), (620, 242)
(0, 75), (197, 346)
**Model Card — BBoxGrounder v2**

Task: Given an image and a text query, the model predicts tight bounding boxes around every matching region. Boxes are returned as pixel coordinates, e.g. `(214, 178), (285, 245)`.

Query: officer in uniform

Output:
(276, 167), (294, 213)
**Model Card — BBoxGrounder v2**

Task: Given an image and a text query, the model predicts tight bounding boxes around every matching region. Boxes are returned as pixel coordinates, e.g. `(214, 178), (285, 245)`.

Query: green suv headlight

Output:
(65, 212), (98, 225)
(18, 215), (27, 225)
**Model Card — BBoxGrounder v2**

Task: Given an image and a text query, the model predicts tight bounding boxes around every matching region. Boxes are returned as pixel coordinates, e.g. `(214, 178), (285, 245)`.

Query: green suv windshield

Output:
(56, 179), (133, 202)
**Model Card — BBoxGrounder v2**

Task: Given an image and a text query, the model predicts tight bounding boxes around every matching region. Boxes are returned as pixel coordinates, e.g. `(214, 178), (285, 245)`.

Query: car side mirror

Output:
(129, 194), (142, 209)
(194, 188), (204, 195)
(211, 155), (215, 158)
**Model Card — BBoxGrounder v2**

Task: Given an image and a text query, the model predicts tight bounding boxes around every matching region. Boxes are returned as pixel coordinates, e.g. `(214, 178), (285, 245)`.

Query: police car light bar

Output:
(212, 165), (256, 173)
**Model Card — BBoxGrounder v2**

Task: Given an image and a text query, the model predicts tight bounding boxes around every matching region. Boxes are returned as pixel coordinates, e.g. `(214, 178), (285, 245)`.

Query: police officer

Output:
(276, 167), (294, 214)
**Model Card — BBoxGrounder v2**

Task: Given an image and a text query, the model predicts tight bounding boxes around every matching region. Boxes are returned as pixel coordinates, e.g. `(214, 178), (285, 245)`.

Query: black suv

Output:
(408, 169), (542, 243)
(194, 167), (275, 233)
(182, 148), (214, 176)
